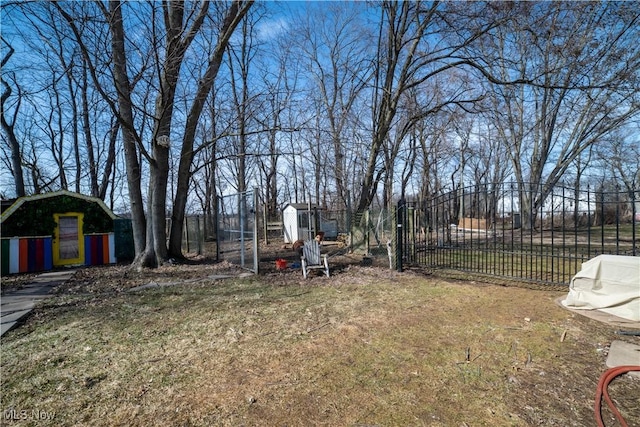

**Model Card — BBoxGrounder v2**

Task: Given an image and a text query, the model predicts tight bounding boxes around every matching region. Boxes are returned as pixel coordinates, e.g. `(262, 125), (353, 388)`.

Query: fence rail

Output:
(397, 182), (639, 285)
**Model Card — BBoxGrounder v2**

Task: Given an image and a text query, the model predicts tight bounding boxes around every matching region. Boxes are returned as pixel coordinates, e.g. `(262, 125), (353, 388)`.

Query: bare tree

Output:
(168, 1), (254, 259)
(0, 38), (25, 197)
(3, 2), (121, 200)
(254, 36), (300, 217)
(225, 10), (257, 197)
(54, 1), (252, 266)
(355, 1), (489, 213)
(292, 3), (372, 210)
(470, 2), (640, 227)
(595, 126), (640, 199)
(358, 1), (437, 213)
(189, 85), (228, 242)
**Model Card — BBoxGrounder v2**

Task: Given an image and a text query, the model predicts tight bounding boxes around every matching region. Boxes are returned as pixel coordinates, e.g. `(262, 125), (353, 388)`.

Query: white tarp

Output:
(562, 255), (640, 321)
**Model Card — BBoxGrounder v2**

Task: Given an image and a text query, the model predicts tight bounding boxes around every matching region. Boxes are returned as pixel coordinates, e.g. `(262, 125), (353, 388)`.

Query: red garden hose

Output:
(595, 365), (640, 427)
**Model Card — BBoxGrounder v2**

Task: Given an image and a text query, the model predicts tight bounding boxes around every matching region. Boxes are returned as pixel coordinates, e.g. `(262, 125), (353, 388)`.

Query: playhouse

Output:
(1, 190), (119, 275)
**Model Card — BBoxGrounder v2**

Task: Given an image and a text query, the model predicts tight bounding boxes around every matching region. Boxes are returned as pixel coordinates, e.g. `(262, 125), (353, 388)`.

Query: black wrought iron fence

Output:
(397, 182), (638, 285)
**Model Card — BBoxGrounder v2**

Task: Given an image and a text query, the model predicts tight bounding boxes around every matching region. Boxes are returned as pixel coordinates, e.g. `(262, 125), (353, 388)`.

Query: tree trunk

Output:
(108, 0), (146, 255)
(98, 120), (118, 200)
(81, 59), (99, 197)
(0, 43), (25, 197)
(0, 87), (25, 197)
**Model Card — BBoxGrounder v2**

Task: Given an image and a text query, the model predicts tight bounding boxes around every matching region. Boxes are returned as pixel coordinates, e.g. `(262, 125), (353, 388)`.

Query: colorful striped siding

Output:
(44, 242), (53, 270)
(103, 236), (110, 264)
(29, 239), (38, 271)
(1, 239), (9, 276)
(84, 233), (116, 266)
(9, 239), (19, 274)
(0, 237), (53, 274)
(19, 239), (28, 273)
(1, 233), (115, 275)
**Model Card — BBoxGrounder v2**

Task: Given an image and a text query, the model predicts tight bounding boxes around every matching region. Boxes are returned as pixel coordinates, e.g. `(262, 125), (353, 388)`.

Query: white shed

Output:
(282, 203), (320, 243)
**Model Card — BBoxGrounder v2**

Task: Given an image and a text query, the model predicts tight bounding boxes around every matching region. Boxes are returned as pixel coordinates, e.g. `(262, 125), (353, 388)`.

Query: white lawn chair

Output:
(301, 240), (330, 278)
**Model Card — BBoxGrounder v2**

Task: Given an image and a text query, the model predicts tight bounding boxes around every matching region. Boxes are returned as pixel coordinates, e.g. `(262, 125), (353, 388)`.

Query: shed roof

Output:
(283, 203), (322, 211)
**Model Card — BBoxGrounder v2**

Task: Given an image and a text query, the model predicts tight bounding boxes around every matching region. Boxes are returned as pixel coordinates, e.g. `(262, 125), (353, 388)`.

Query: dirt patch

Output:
(51, 259), (249, 295)
(41, 242), (390, 293)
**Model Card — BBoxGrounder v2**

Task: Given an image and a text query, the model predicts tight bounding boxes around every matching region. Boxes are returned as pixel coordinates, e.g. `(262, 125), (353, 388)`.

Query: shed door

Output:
(298, 211), (315, 241)
(53, 213), (85, 266)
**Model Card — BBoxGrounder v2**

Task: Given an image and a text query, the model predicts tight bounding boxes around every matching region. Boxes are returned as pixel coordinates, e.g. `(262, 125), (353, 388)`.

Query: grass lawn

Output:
(1, 265), (638, 426)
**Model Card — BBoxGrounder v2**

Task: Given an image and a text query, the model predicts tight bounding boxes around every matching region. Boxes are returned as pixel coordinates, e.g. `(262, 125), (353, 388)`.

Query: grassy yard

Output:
(415, 247), (585, 285)
(1, 265), (638, 426)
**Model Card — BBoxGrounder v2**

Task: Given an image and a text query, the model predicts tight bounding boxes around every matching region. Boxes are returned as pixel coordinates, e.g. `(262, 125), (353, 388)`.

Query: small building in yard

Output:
(282, 203), (338, 243)
(1, 190), (120, 275)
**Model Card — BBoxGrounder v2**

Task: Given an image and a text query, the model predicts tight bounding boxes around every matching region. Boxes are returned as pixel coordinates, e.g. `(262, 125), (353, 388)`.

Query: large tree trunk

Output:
(139, 1), (213, 266)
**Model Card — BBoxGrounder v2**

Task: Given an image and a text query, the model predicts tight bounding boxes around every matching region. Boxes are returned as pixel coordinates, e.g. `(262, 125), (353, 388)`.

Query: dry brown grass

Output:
(1, 263), (638, 426)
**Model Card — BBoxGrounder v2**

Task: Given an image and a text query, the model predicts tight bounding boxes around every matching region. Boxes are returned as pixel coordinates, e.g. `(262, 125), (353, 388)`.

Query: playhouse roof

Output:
(0, 198), (17, 215)
(1, 190), (117, 223)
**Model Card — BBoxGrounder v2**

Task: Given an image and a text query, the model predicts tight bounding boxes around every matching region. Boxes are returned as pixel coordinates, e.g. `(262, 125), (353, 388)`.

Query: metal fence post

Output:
(253, 189), (260, 274)
(408, 204), (415, 264)
(632, 186), (637, 256)
(396, 198), (405, 272)
(197, 215), (202, 255)
(215, 195), (221, 262)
